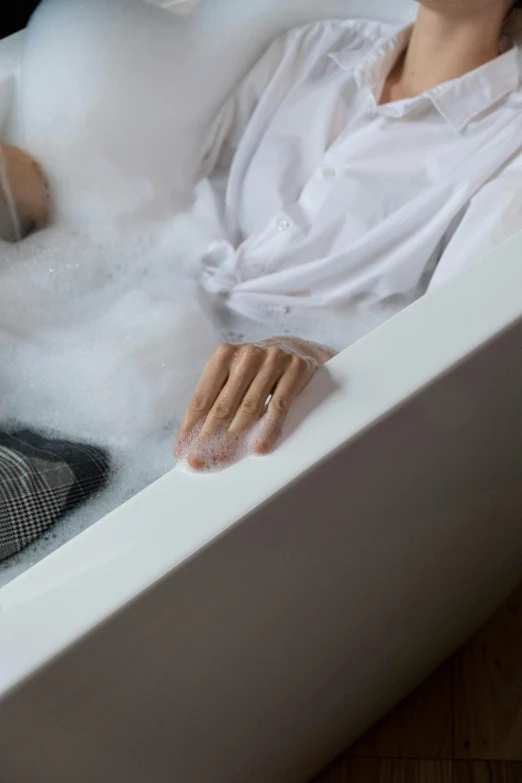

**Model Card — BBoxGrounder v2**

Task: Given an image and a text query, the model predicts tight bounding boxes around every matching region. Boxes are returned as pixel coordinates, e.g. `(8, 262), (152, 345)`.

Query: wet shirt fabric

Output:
(198, 18), (522, 321)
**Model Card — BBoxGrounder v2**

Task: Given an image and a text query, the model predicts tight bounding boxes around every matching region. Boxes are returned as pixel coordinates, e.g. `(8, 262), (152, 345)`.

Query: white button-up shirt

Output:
(199, 19), (522, 325)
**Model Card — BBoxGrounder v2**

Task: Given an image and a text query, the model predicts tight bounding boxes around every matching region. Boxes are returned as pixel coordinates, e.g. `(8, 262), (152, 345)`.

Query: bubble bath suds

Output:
(0, 0), (402, 585)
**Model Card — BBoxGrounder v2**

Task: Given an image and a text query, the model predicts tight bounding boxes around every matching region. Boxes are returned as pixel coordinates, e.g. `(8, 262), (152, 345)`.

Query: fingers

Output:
(175, 343), (265, 464)
(196, 344), (265, 442)
(174, 343), (235, 457)
(253, 354), (317, 455)
(176, 341), (319, 469)
(227, 346), (287, 438)
(186, 345), (266, 469)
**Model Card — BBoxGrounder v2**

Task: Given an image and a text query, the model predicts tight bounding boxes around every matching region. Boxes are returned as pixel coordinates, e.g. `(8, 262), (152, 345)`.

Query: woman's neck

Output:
(381, 6), (507, 104)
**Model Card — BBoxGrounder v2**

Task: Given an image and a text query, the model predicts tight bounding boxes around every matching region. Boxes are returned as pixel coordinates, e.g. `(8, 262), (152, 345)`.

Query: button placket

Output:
(298, 157), (342, 219)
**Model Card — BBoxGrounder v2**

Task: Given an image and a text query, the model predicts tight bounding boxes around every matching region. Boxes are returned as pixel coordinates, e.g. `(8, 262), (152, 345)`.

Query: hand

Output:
(0, 143), (50, 240)
(174, 336), (336, 470)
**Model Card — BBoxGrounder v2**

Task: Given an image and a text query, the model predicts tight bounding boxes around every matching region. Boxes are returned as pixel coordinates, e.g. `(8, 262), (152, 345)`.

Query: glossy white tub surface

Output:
(2, 3), (522, 782)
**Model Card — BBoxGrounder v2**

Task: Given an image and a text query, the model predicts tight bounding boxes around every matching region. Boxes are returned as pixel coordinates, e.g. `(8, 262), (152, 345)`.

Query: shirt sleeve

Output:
(199, 32), (291, 178)
(428, 167), (522, 291)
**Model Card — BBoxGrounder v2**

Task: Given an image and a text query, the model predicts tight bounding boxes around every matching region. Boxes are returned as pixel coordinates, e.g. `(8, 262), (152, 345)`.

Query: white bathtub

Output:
(2, 4), (522, 781)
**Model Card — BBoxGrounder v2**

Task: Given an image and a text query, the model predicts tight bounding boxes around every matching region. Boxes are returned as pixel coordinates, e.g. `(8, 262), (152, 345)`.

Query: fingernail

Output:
(188, 456), (206, 470)
(254, 442), (271, 455)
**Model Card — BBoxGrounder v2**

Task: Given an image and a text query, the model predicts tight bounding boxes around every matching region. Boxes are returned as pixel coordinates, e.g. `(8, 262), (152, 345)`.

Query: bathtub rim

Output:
(1, 223), (522, 697)
(2, 19), (522, 700)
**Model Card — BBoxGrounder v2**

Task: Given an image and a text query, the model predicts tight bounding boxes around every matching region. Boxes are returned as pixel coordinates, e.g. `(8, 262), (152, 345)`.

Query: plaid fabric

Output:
(0, 431), (110, 562)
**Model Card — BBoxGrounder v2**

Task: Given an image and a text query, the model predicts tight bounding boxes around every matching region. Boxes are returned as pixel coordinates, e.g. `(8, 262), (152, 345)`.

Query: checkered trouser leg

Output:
(0, 431), (110, 561)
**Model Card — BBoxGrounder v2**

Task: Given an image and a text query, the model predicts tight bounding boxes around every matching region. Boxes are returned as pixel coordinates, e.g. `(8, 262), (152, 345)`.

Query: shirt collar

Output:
(330, 25), (521, 133)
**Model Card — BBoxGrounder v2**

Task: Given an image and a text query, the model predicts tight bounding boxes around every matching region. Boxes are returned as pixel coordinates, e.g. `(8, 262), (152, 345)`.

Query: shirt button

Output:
(322, 165), (337, 179)
(276, 218), (290, 233)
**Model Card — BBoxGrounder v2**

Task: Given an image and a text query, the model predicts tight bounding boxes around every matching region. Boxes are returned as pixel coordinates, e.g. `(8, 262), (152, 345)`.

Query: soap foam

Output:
(0, 0), (404, 586)
(0, 213), (220, 445)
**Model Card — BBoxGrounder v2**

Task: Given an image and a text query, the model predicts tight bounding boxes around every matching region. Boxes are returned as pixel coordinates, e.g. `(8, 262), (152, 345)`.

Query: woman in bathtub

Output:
(4, 0), (522, 470)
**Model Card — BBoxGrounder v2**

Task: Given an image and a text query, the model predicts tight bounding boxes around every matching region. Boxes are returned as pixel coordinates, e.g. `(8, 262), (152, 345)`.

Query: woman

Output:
(3, 0), (522, 470)
(177, 0), (522, 469)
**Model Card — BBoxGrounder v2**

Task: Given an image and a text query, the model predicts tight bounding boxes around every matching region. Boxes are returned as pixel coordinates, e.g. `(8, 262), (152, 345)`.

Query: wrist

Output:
(305, 339), (337, 365)
(266, 336), (336, 365)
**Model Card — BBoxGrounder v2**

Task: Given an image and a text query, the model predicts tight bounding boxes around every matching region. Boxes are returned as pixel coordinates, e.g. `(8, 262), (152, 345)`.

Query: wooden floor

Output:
(312, 582), (522, 783)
